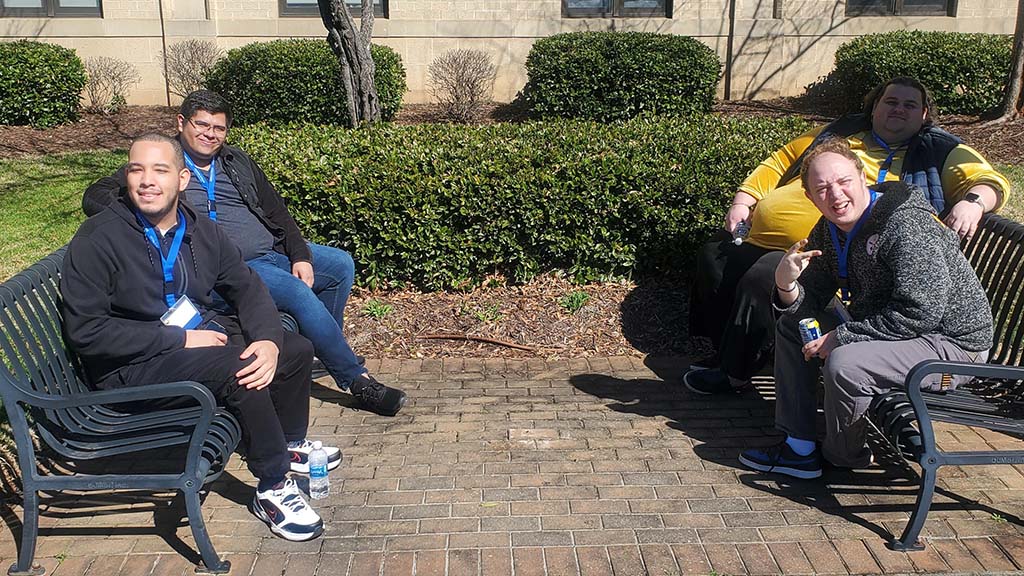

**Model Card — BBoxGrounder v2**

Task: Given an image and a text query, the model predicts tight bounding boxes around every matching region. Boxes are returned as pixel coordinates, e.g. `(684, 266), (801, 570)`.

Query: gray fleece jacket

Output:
(777, 181), (993, 353)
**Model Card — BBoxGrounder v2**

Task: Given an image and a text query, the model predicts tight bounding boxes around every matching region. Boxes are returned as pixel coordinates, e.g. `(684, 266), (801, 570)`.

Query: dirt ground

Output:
(2, 101), (1020, 359)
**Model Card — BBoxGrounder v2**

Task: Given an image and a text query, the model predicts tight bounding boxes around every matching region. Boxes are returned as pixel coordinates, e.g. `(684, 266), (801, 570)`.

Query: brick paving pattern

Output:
(3, 357), (1024, 575)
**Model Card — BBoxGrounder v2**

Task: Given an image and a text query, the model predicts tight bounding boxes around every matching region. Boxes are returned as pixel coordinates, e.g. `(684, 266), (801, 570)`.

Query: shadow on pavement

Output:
(570, 360), (1024, 545)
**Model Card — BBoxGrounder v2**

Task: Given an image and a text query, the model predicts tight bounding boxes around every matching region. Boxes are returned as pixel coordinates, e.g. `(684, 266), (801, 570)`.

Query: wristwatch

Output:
(964, 192), (987, 212)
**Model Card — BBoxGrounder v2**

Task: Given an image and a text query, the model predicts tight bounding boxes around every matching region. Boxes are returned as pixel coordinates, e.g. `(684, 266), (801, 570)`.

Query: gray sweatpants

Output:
(773, 314), (987, 468)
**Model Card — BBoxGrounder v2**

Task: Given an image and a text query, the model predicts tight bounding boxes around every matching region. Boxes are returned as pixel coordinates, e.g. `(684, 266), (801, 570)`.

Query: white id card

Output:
(160, 295), (202, 329)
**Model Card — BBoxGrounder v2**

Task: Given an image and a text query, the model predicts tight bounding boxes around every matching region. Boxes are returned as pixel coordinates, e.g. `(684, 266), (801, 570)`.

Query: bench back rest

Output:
(0, 247), (91, 410)
(962, 214), (1024, 367)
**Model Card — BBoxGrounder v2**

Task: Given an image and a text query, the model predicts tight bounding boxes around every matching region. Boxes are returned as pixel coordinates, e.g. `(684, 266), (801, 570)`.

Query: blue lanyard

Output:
(136, 208), (188, 308)
(871, 131), (898, 185)
(828, 190), (879, 302)
(183, 152), (217, 222)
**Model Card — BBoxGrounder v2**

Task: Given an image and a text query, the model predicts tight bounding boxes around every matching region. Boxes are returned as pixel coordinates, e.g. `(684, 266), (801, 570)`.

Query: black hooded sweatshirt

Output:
(61, 194), (284, 386)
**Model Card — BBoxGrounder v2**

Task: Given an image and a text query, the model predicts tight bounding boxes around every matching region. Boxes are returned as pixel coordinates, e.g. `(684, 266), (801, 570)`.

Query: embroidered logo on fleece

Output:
(865, 234), (880, 258)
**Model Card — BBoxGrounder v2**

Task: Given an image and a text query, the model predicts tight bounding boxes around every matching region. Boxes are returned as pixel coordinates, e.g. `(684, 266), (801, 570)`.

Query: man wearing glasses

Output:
(84, 90), (407, 417)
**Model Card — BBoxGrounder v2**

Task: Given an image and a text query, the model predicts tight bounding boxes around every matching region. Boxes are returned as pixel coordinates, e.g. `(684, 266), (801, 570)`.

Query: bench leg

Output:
(8, 489), (43, 576)
(183, 488), (230, 574)
(889, 463), (936, 551)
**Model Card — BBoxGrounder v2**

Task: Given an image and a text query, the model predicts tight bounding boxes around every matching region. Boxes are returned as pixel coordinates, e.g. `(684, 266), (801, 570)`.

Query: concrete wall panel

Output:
(0, 0), (1014, 106)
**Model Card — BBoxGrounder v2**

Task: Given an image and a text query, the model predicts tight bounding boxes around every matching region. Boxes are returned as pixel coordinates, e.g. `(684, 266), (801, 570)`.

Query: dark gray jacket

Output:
(83, 140), (312, 264)
(777, 181), (993, 353)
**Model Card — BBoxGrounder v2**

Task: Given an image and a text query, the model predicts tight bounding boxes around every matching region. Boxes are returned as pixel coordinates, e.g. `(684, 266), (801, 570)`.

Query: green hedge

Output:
(205, 39), (406, 126)
(232, 116), (808, 290)
(523, 32), (721, 122)
(0, 41), (86, 128)
(812, 31), (1012, 116)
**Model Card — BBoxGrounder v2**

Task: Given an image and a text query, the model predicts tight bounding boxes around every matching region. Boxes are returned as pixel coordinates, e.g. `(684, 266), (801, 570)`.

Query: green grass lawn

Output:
(0, 152), (1021, 282)
(996, 163), (1024, 222)
(0, 150), (124, 280)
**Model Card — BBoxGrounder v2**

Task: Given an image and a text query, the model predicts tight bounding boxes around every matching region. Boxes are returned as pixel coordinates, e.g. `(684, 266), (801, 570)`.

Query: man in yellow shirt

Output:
(686, 76), (1009, 395)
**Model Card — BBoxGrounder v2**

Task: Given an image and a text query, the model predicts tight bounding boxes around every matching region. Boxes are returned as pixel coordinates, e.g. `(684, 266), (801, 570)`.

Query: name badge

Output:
(160, 294), (202, 329)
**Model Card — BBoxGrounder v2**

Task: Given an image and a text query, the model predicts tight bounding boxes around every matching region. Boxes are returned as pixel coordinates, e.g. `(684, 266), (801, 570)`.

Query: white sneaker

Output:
(251, 478), (324, 541)
(287, 439), (342, 474)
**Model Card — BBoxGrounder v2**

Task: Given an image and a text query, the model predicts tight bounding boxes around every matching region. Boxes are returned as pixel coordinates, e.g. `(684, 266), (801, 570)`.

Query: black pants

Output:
(97, 326), (314, 485)
(689, 230), (782, 380)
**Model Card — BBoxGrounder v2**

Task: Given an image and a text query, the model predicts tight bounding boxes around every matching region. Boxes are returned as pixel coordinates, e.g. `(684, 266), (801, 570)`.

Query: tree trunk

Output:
(991, 0), (1024, 122)
(317, 0), (381, 126)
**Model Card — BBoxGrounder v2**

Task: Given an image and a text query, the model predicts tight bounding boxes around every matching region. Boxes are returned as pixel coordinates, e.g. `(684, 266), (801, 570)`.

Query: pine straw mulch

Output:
(1, 101), (1020, 359)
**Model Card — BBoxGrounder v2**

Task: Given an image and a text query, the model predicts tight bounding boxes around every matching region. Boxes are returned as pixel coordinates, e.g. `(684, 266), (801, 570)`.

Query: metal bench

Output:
(0, 247), (241, 576)
(866, 213), (1024, 552)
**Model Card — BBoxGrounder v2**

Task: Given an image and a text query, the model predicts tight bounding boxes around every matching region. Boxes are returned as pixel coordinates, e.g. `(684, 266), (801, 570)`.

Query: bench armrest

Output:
(903, 360), (1024, 456)
(1, 379), (220, 473)
(7, 380), (216, 414)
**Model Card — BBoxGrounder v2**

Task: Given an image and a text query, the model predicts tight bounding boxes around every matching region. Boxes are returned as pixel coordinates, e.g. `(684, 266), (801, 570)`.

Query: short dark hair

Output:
(800, 136), (864, 191)
(131, 132), (184, 170)
(862, 76), (935, 125)
(179, 89), (233, 127)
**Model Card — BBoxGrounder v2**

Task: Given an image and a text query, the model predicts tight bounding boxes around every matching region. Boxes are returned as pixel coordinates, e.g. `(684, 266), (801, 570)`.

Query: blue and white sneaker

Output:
(288, 439), (342, 474)
(739, 440), (822, 479)
(251, 478), (324, 541)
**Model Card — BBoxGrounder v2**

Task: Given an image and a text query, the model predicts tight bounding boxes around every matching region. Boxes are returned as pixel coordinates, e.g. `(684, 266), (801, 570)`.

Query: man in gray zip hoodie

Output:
(738, 137), (993, 479)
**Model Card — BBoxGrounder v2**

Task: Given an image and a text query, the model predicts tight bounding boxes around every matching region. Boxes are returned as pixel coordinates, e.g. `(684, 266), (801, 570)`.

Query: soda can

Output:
(798, 318), (822, 344)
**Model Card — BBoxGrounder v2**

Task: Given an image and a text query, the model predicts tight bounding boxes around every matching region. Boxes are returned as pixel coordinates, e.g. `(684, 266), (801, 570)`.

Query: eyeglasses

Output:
(189, 118), (228, 136)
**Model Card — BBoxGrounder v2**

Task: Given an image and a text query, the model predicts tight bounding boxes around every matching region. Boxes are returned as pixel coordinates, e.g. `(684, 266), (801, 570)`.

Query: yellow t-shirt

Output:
(739, 126), (1011, 251)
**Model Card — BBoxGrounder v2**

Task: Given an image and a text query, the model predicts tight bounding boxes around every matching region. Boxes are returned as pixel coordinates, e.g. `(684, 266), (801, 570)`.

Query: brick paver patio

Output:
(3, 356), (1024, 575)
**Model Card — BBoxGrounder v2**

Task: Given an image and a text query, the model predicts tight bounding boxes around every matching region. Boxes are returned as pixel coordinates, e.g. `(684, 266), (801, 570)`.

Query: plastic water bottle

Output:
(308, 441), (329, 500)
(732, 220), (751, 245)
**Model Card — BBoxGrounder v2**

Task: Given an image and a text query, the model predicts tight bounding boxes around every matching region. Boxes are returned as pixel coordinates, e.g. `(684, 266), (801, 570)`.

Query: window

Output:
(0, 0), (100, 16)
(280, 0), (387, 18)
(846, 0), (954, 16)
(563, 0), (671, 17)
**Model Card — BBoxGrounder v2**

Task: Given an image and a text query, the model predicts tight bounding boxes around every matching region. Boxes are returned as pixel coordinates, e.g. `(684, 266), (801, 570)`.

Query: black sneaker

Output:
(688, 353), (720, 372)
(739, 440), (822, 479)
(312, 355), (365, 380)
(351, 374), (407, 416)
(683, 368), (748, 395)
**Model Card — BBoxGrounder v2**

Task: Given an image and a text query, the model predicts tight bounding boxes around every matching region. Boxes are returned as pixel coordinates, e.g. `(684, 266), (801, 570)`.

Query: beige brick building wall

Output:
(1, 0), (1016, 106)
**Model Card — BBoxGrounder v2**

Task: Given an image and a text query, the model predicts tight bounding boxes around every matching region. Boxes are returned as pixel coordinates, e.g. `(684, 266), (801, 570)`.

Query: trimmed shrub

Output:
(0, 41), (86, 127)
(205, 39), (407, 126)
(232, 115), (808, 290)
(371, 44), (407, 122)
(523, 32), (721, 122)
(810, 31), (1012, 116)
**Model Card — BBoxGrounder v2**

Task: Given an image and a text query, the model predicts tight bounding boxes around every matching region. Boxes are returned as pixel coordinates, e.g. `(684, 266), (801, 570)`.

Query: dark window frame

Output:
(0, 0), (102, 17)
(562, 0), (672, 18)
(279, 0), (387, 18)
(846, 0), (955, 17)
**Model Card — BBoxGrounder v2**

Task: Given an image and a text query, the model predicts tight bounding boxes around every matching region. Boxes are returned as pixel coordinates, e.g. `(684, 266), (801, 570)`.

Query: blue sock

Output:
(785, 436), (816, 456)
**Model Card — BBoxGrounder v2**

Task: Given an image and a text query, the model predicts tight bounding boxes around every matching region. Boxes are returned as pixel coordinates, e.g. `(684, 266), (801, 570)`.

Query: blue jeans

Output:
(246, 243), (364, 388)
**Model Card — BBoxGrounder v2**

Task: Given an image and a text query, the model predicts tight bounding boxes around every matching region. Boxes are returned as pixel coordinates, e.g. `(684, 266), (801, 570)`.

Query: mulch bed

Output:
(2, 101), (1019, 359)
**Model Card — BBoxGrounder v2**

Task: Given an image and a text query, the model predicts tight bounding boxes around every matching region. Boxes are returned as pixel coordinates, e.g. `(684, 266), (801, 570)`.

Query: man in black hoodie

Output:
(83, 90), (406, 417)
(737, 136), (993, 480)
(62, 134), (339, 542)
